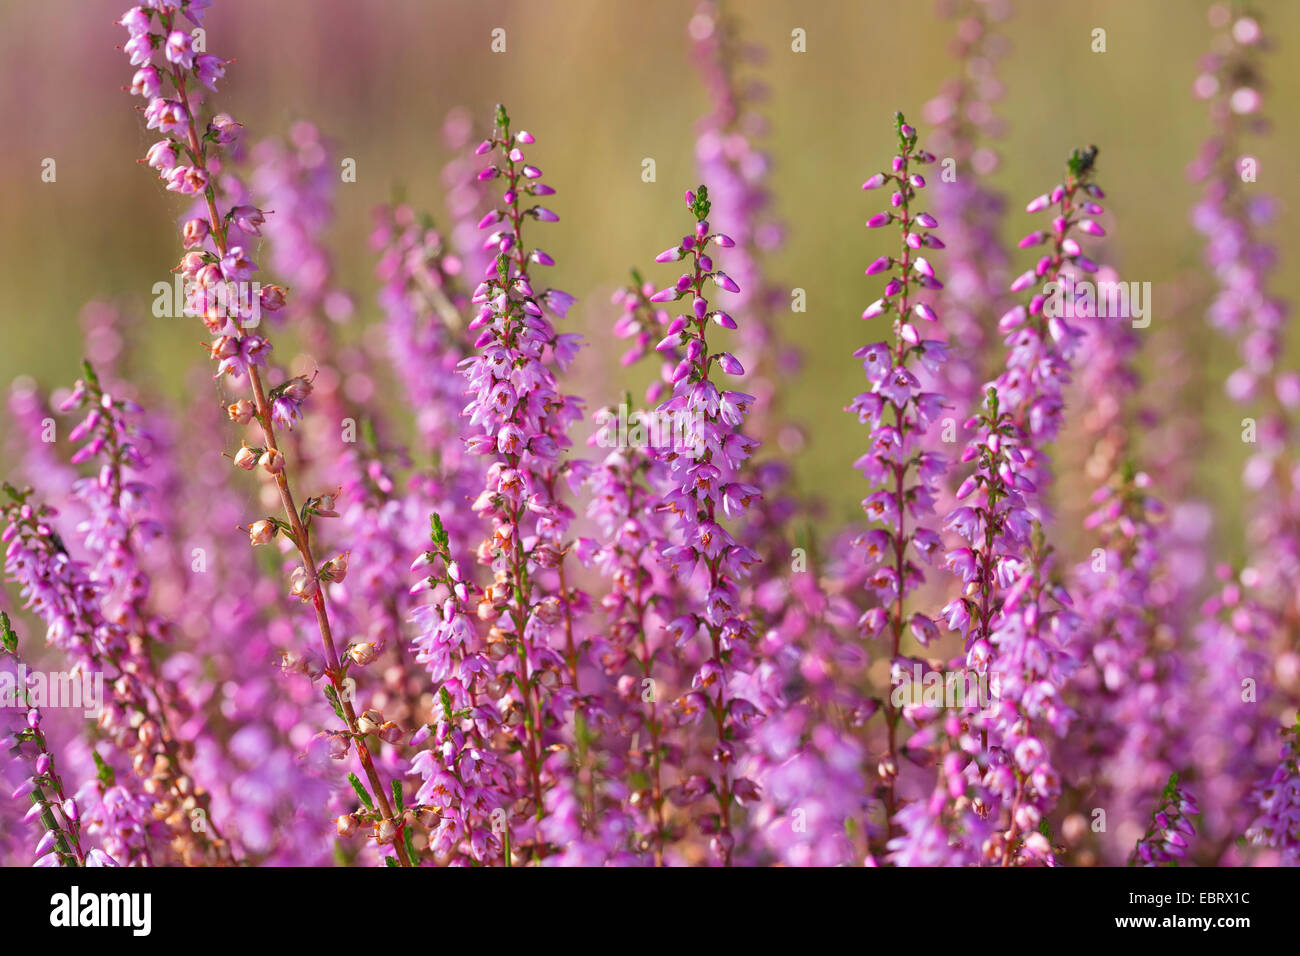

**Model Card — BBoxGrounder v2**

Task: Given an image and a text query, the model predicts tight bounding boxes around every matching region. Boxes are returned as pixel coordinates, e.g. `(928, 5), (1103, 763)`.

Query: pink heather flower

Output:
(195, 54), (226, 91)
(144, 97), (188, 135)
(123, 32), (154, 67)
(1129, 774), (1199, 865)
(130, 65), (161, 98)
(164, 29), (194, 68)
(144, 139), (176, 172)
(118, 7), (151, 36)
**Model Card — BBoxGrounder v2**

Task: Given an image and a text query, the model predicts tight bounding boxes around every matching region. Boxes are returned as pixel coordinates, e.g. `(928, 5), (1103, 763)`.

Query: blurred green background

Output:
(1, 0), (1297, 556)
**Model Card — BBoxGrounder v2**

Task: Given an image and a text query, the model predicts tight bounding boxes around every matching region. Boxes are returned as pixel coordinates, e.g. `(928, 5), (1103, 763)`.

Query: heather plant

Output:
(2, 0), (1298, 872)
(647, 184), (763, 864)
(854, 113), (950, 838)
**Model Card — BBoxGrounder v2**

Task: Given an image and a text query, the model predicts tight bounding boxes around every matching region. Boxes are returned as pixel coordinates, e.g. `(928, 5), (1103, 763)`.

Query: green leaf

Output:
(689, 184), (711, 222)
(1162, 771), (1179, 800)
(348, 773), (375, 810)
(0, 611), (17, 654)
(1067, 145), (1099, 180)
(323, 685), (345, 722)
(385, 855), (399, 867)
(391, 779), (404, 812)
(430, 512), (448, 549)
(403, 824), (417, 864)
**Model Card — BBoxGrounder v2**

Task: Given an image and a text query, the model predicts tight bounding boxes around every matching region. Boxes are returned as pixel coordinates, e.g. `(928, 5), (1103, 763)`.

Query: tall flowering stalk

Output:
(583, 379), (676, 861)
(998, 147), (1105, 499)
(1246, 718), (1300, 864)
(460, 105), (584, 856)
(1187, 9), (1296, 864)
(747, 574), (873, 866)
(948, 148), (1113, 862)
(3, 362), (237, 865)
(918, 386), (1068, 866)
(1189, 8), (1299, 619)
(940, 388), (1032, 652)
(649, 185), (762, 865)
(2, 612), (91, 867)
(688, 24), (833, 859)
(854, 114), (949, 837)
(119, 0), (411, 864)
(373, 206), (474, 463)
(1192, 565), (1277, 861)
(1058, 252), (1193, 859)
(406, 513), (514, 864)
(919, 148), (1107, 865)
(62, 363), (233, 862)
(1069, 466), (1192, 861)
(3, 489), (164, 865)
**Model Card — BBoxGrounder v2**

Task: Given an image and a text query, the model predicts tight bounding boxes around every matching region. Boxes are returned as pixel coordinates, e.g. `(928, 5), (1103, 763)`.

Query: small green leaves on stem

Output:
(688, 184), (711, 222)
(323, 684), (346, 722)
(430, 512), (450, 550)
(348, 772), (375, 811)
(0, 610), (17, 654)
(894, 111), (918, 151)
(1068, 145), (1099, 182)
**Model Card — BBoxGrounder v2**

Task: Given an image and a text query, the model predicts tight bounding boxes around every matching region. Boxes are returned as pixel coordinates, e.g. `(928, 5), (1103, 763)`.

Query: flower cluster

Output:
(3, 0), (1298, 872)
(1247, 719), (1300, 864)
(1129, 773), (1199, 866)
(2, 612), (93, 867)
